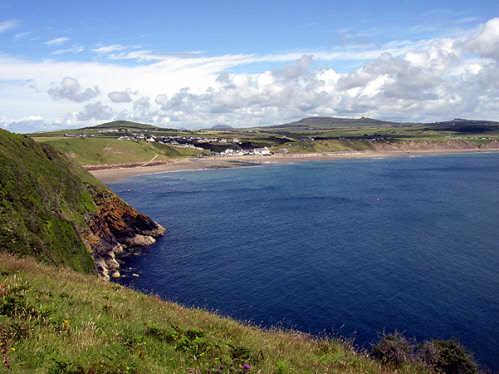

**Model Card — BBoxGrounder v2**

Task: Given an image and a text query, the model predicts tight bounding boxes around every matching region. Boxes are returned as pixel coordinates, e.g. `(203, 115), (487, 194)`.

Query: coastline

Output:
(89, 148), (499, 182)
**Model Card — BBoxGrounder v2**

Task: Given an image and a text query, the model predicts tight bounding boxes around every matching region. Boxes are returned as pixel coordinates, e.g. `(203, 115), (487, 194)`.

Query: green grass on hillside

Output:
(38, 138), (205, 166)
(0, 253), (428, 374)
(0, 130), (96, 274)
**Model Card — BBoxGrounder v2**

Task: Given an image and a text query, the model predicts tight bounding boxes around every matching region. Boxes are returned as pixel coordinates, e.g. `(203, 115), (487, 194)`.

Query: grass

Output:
(0, 253), (428, 374)
(36, 138), (205, 166)
(30, 121), (499, 168)
(0, 130), (97, 274)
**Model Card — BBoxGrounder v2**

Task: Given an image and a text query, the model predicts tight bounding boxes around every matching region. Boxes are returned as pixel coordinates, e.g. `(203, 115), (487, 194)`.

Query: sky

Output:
(1, 0), (498, 133)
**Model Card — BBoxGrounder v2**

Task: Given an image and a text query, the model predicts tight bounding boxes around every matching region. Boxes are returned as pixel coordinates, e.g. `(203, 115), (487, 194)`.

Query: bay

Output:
(109, 153), (499, 370)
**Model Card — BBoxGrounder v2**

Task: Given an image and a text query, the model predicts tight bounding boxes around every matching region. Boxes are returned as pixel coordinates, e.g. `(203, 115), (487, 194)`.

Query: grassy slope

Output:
(0, 253), (420, 374)
(31, 121), (499, 167)
(37, 138), (204, 166)
(0, 130), (96, 274)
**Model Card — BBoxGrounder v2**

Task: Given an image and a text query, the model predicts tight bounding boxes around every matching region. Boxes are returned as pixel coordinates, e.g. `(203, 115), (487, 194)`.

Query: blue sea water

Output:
(109, 153), (499, 370)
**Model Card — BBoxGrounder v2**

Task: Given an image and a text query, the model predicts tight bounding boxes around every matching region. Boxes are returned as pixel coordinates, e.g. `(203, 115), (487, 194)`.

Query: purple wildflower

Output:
(244, 364), (251, 370)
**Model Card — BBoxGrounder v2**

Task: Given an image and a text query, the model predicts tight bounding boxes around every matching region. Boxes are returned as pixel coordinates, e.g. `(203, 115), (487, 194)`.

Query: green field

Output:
(36, 137), (206, 166)
(29, 119), (499, 166)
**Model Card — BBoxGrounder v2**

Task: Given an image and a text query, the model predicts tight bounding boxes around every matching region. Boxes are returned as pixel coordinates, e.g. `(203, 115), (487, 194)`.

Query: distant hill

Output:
(211, 124), (234, 130)
(271, 116), (411, 129)
(427, 118), (499, 126)
(423, 118), (499, 133)
(85, 120), (167, 131)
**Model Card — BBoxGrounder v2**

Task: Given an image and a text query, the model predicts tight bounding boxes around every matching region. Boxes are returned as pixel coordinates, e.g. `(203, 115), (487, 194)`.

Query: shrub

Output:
(371, 330), (413, 366)
(417, 339), (478, 374)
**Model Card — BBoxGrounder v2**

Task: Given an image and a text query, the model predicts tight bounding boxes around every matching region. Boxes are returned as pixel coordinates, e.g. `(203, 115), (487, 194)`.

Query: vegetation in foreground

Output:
(0, 254), (482, 374)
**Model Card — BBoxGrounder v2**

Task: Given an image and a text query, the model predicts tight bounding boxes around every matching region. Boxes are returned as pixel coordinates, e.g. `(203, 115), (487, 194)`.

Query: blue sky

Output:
(1, 0), (498, 132)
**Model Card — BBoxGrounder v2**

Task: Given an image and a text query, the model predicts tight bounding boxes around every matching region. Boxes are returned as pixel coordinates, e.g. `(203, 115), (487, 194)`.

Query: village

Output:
(64, 127), (273, 157)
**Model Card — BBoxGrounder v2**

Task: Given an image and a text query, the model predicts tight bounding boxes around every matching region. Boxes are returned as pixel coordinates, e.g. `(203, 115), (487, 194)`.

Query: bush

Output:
(371, 330), (413, 366)
(417, 339), (478, 374)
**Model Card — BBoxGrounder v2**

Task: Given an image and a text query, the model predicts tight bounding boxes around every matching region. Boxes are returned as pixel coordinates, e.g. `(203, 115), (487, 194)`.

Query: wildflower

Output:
(10, 348), (15, 351)
(244, 363), (251, 370)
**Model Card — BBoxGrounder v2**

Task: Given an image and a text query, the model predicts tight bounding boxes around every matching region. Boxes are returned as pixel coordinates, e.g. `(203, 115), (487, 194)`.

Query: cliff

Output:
(0, 129), (165, 280)
(85, 187), (165, 280)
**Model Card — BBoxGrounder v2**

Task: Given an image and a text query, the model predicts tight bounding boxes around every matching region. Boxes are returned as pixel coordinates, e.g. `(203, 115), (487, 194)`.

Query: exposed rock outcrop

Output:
(84, 187), (166, 280)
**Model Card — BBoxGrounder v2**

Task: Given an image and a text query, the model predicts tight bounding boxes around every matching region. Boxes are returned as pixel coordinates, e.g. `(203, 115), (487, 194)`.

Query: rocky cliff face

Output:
(84, 187), (166, 280)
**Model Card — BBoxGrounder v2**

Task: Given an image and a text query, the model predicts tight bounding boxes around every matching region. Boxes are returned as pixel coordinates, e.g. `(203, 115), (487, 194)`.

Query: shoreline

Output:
(89, 148), (499, 182)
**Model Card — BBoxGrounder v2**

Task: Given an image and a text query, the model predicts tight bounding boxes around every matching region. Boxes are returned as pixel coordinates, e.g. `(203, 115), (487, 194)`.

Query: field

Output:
(30, 119), (499, 167)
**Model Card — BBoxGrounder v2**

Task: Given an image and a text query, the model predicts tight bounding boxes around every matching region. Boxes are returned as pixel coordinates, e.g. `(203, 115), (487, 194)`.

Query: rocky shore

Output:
(84, 186), (166, 280)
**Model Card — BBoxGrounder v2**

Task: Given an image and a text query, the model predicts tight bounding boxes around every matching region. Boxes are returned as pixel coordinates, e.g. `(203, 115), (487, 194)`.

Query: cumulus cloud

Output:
(76, 101), (114, 121)
(462, 17), (499, 61)
(2, 116), (48, 133)
(140, 28), (499, 127)
(48, 77), (100, 102)
(2, 17), (499, 131)
(108, 90), (133, 103)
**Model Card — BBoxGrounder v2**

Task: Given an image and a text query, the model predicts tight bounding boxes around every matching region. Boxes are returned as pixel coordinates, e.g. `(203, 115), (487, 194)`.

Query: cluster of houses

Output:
(114, 132), (272, 157)
(65, 127), (274, 157)
(361, 133), (391, 141)
(220, 147), (271, 156)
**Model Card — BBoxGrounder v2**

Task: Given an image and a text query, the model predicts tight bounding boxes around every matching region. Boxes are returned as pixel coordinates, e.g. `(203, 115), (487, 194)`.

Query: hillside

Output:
(37, 137), (204, 166)
(0, 253), (481, 373)
(0, 129), (484, 373)
(269, 116), (409, 129)
(0, 129), (165, 279)
(25, 117), (499, 168)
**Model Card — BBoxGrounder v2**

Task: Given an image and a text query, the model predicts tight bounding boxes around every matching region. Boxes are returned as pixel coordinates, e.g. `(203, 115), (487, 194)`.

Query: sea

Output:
(108, 153), (499, 371)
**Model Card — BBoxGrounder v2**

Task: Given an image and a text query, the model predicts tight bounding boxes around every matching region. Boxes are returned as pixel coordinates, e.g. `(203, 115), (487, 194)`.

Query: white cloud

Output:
(461, 17), (499, 61)
(108, 90), (133, 103)
(76, 101), (114, 121)
(44, 37), (70, 47)
(92, 44), (128, 54)
(1, 116), (49, 133)
(53, 45), (85, 55)
(1, 18), (499, 131)
(0, 20), (18, 33)
(48, 77), (100, 102)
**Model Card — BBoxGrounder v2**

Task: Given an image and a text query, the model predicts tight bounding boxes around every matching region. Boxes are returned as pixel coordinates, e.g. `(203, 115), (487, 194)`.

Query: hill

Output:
(0, 253), (481, 373)
(87, 120), (164, 131)
(269, 116), (409, 129)
(37, 137), (204, 166)
(211, 124), (234, 130)
(28, 116), (499, 167)
(0, 129), (165, 279)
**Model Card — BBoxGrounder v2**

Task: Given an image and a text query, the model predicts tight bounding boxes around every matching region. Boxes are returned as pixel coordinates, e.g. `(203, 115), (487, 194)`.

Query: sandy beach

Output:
(89, 148), (499, 182)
